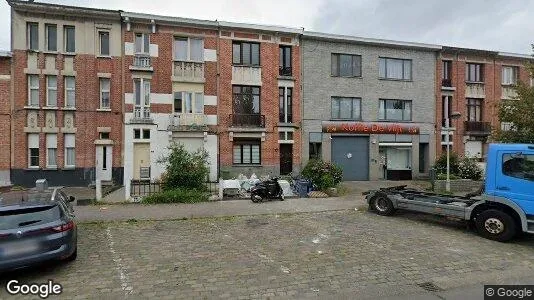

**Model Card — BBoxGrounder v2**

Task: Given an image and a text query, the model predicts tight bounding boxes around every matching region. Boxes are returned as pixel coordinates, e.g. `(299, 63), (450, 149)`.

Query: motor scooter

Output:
(250, 177), (284, 202)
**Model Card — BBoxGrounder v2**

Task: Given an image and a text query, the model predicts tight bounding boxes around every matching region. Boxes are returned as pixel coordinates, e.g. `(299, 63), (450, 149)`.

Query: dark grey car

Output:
(0, 187), (77, 272)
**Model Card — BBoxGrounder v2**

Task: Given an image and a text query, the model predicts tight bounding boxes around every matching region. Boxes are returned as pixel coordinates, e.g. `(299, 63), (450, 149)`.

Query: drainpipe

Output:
(121, 13), (127, 190)
(216, 22), (221, 180)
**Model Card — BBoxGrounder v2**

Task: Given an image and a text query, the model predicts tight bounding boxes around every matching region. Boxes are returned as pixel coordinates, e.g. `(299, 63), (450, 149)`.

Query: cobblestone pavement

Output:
(1, 210), (534, 299)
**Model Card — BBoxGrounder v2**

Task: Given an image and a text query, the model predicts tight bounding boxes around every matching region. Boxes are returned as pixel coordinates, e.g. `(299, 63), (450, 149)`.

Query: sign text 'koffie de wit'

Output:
(322, 121), (420, 135)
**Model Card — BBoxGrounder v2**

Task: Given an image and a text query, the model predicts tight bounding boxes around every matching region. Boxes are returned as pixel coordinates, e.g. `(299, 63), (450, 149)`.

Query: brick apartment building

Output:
(436, 47), (533, 160)
(8, 0), (123, 187)
(0, 51), (11, 187)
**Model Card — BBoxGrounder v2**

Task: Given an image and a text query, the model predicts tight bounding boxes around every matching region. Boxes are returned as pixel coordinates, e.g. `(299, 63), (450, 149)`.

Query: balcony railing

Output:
(168, 113), (208, 131)
(173, 61), (204, 82)
(441, 78), (452, 88)
(132, 54), (152, 69)
(279, 66), (292, 77)
(131, 107), (152, 123)
(232, 66), (262, 85)
(502, 86), (518, 100)
(230, 114), (265, 128)
(465, 82), (485, 98)
(464, 121), (491, 135)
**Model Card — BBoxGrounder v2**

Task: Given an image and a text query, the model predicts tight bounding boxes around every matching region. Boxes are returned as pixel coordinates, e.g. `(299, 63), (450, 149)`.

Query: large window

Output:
(64, 134), (75, 167)
(98, 31), (110, 56)
(232, 42), (260, 66)
(331, 97), (361, 120)
(134, 33), (150, 54)
(65, 76), (75, 108)
(28, 75), (39, 106)
(46, 76), (57, 107)
(279, 45), (292, 76)
(45, 24), (57, 52)
(279, 87), (292, 123)
(100, 78), (110, 109)
(379, 58), (412, 80)
(173, 92), (203, 114)
(233, 141), (261, 165)
(233, 86), (260, 114)
(174, 37), (203, 61)
(467, 98), (482, 122)
(466, 63), (483, 82)
(379, 99), (412, 121)
(28, 134), (39, 168)
(46, 134), (57, 168)
(27, 23), (39, 51)
(502, 153), (534, 181)
(134, 78), (151, 118)
(64, 26), (75, 53)
(502, 66), (519, 85)
(442, 60), (452, 86)
(331, 54), (361, 77)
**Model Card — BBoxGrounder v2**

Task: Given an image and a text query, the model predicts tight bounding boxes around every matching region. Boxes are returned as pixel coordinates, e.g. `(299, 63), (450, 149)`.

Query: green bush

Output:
(158, 143), (209, 191)
(434, 151), (460, 175)
(142, 189), (209, 204)
(436, 173), (460, 180)
(458, 157), (483, 180)
(301, 159), (343, 190)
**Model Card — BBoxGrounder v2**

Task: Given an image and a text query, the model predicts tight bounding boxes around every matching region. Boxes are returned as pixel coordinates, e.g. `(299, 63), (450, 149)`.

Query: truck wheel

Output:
(475, 209), (517, 242)
(371, 195), (395, 216)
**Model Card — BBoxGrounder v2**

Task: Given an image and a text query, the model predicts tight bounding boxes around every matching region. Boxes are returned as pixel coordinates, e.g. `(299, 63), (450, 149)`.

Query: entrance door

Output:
(331, 136), (369, 181)
(133, 143), (151, 180)
(96, 145), (112, 181)
(280, 144), (293, 175)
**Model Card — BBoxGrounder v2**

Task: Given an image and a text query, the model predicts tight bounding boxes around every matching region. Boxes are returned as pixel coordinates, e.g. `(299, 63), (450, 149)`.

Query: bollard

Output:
(96, 179), (102, 201)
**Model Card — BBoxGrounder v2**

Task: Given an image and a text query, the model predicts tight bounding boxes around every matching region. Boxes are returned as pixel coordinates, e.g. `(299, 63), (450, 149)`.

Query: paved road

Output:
(2, 210), (534, 299)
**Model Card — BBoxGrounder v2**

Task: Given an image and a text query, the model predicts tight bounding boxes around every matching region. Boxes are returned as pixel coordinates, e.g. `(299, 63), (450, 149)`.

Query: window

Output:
(502, 153), (534, 181)
(27, 23), (39, 51)
(64, 134), (75, 167)
(232, 42), (260, 66)
(134, 129), (141, 139)
(279, 131), (294, 141)
(502, 66), (519, 85)
(279, 87), (292, 123)
(467, 98), (482, 122)
(28, 134), (39, 168)
(379, 58), (412, 80)
(331, 54), (361, 77)
(142, 129), (150, 139)
(379, 99), (412, 121)
(64, 26), (75, 53)
(100, 78), (110, 109)
(99, 132), (110, 139)
(46, 134), (57, 168)
(233, 141), (261, 164)
(233, 86), (260, 114)
(442, 96), (453, 127)
(279, 46), (292, 76)
(28, 75), (39, 106)
(331, 97), (361, 120)
(135, 33), (150, 54)
(465, 63), (483, 82)
(442, 61), (452, 80)
(46, 76), (57, 107)
(65, 76), (75, 107)
(134, 79), (150, 118)
(173, 92), (204, 114)
(174, 37), (203, 61)
(45, 24), (57, 52)
(174, 92), (182, 113)
(309, 132), (322, 160)
(98, 31), (110, 56)
(102, 147), (107, 170)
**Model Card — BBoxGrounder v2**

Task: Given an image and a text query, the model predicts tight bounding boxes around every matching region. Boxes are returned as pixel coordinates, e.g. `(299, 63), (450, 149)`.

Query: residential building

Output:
(437, 47), (533, 160)
(0, 51), (11, 187)
(8, 0), (123, 186)
(302, 32), (440, 180)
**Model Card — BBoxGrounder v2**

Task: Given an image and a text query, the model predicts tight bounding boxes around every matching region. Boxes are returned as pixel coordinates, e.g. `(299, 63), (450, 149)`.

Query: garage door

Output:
(332, 136), (369, 181)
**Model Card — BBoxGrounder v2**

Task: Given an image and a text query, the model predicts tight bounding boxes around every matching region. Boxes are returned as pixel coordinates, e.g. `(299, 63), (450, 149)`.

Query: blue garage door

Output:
(332, 136), (369, 181)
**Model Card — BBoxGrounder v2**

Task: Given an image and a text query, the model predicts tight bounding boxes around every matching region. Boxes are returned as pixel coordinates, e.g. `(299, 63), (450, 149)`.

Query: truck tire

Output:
(475, 209), (517, 242)
(371, 195), (395, 216)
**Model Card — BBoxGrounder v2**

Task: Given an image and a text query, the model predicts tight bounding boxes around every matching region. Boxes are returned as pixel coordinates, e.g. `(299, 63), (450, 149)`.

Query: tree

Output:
(493, 46), (534, 143)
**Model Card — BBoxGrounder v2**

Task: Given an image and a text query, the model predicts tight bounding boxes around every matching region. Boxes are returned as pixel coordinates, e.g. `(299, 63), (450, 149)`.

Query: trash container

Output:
(295, 179), (312, 198)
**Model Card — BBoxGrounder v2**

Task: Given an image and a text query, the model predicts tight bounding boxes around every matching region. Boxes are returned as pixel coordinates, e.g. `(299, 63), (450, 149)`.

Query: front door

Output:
(280, 144), (293, 175)
(96, 145), (112, 181)
(133, 143), (151, 180)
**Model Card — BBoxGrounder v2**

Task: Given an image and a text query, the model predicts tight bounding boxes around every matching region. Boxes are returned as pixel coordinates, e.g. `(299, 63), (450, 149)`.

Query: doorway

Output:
(133, 143), (150, 180)
(279, 144), (293, 175)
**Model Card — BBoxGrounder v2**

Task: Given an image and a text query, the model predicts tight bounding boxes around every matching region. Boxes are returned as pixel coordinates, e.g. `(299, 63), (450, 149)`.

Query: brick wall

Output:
(0, 57), (11, 173)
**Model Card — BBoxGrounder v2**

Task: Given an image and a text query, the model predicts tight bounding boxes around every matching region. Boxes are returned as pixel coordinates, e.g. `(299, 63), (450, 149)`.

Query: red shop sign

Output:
(322, 121), (420, 135)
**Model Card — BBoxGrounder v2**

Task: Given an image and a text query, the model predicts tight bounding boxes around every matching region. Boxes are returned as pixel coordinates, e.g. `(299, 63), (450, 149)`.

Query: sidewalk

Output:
(74, 196), (365, 222)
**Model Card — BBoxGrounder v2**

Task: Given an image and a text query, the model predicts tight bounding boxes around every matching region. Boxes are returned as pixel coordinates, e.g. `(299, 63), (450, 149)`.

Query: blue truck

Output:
(364, 143), (534, 242)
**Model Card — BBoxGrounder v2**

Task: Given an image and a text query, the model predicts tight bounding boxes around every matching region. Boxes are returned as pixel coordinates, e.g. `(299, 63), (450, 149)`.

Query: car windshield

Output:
(0, 205), (61, 230)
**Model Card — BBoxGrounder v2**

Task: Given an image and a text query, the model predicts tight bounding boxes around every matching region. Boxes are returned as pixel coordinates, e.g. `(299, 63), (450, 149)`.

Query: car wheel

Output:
(475, 209), (517, 242)
(371, 195), (395, 216)
(65, 248), (77, 262)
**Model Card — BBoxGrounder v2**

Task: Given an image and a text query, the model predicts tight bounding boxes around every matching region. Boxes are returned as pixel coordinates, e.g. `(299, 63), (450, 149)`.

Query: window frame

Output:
(232, 41), (260, 66)
(28, 74), (40, 107)
(64, 26), (76, 53)
(331, 53), (362, 77)
(279, 87), (293, 123)
(134, 32), (150, 54)
(98, 30), (110, 56)
(99, 78), (111, 109)
(379, 99), (413, 121)
(27, 22), (39, 51)
(173, 37), (204, 62)
(64, 76), (75, 108)
(379, 57), (412, 80)
(465, 63), (484, 83)
(28, 134), (40, 168)
(46, 134), (57, 168)
(64, 134), (76, 168)
(502, 65), (519, 86)
(442, 60), (452, 80)
(232, 85), (261, 114)
(233, 140), (261, 165)
(502, 153), (534, 182)
(466, 98), (482, 122)
(46, 75), (57, 107)
(331, 97), (362, 120)
(279, 45), (292, 76)
(45, 24), (57, 52)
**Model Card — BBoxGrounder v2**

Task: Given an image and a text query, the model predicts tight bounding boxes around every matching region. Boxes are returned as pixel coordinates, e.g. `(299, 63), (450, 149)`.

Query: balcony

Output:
(502, 86), (518, 100)
(129, 54), (153, 71)
(168, 113), (208, 131)
(232, 66), (262, 86)
(465, 82), (485, 98)
(131, 107), (153, 123)
(230, 114), (265, 128)
(172, 61), (204, 83)
(464, 121), (491, 136)
(279, 66), (292, 77)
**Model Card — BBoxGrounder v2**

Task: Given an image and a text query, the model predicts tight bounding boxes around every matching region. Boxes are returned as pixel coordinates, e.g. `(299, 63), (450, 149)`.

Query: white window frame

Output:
(173, 91), (203, 114)
(134, 79), (151, 119)
(279, 87), (293, 123)
(45, 24), (57, 52)
(28, 134), (40, 168)
(98, 30), (110, 56)
(64, 134), (76, 168)
(100, 78), (111, 109)
(27, 22), (39, 51)
(28, 75), (39, 106)
(173, 37), (204, 62)
(502, 66), (518, 85)
(379, 57), (412, 80)
(134, 32), (150, 54)
(46, 75), (57, 107)
(64, 76), (75, 108)
(46, 134), (57, 168)
(64, 26), (75, 53)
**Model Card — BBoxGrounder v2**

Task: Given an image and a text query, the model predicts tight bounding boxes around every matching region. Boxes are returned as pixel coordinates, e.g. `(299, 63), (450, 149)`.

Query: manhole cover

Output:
(417, 282), (443, 292)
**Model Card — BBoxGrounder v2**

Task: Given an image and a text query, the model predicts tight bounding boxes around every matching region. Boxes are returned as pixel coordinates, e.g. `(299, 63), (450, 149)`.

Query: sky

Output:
(0, 0), (533, 54)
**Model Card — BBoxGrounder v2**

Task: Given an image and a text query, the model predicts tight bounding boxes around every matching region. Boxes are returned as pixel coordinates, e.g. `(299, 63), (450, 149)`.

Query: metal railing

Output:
(133, 107), (151, 119)
(133, 54), (151, 68)
(279, 66), (292, 76)
(464, 121), (491, 134)
(173, 61), (204, 80)
(230, 114), (265, 127)
(441, 78), (452, 87)
(130, 179), (219, 197)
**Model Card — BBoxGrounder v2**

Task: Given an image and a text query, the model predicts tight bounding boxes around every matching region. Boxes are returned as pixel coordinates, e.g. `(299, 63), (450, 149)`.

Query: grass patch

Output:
(142, 188), (209, 204)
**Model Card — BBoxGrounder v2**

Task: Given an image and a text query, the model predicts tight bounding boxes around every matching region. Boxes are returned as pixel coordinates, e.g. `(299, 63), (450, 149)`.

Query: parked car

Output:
(0, 186), (77, 272)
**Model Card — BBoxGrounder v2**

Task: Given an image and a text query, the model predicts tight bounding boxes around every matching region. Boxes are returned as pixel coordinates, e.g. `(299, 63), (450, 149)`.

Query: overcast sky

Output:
(1, 0), (533, 54)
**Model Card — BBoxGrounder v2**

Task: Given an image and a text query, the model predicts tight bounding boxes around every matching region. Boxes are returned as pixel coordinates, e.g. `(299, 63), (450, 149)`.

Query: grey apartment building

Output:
(301, 32), (440, 180)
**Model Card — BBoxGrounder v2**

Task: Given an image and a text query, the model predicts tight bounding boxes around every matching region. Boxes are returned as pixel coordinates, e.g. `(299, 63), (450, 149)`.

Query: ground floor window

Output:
(46, 134), (57, 168)
(64, 134), (76, 167)
(233, 140), (260, 165)
(309, 132), (323, 160)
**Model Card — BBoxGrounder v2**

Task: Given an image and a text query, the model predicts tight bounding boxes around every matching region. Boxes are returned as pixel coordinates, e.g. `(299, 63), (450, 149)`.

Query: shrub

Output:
(434, 151), (460, 175)
(142, 189), (209, 204)
(436, 173), (459, 180)
(301, 159), (343, 190)
(458, 157), (483, 180)
(158, 143), (209, 191)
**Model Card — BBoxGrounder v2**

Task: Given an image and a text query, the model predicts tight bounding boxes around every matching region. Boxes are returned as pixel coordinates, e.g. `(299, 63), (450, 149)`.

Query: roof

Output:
(8, 0), (120, 20)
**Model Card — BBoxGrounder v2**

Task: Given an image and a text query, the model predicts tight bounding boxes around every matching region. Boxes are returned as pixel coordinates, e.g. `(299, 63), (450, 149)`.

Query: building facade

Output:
(9, 1), (123, 187)
(436, 48), (533, 161)
(302, 32), (439, 180)
(0, 51), (11, 187)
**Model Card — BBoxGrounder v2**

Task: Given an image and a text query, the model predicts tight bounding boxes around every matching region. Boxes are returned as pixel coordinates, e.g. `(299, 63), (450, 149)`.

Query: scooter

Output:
(250, 177), (284, 203)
